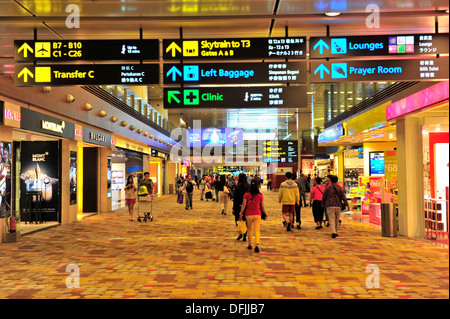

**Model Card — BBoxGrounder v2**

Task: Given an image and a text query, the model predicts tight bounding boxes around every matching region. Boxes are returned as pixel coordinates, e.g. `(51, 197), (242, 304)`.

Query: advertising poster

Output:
(70, 151), (77, 205)
(369, 151), (385, 176)
(20, 141), (59, 221)
(0, 142), (12, 218)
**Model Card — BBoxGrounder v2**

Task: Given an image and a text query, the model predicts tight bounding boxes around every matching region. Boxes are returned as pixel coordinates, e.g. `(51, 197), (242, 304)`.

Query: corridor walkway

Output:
(0, 189), (448, 299)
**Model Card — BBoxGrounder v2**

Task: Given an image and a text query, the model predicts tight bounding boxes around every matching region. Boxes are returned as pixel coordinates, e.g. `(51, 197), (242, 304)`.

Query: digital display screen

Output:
(369, 152), (385, 176)
(0, 142), (11, 218)
(187, 128), (243, 147)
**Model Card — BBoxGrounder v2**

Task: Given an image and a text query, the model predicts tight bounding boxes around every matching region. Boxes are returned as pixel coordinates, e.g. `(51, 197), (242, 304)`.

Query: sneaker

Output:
(283, 221), (287, 227)
(287, 223), (292, 231)
(255, 246), (260, 253)
(247, 245), (252, 250)
(236, 234), (243, 241)
(331, 233), (337, 238)
(297, 223), (301, 230)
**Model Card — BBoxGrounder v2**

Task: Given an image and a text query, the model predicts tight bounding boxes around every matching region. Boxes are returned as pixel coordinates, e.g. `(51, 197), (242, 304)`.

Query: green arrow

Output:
(18, 42), (34, 58)
(167, 90), (181, 104)
(18, 67), (34, 83)
(166, 42), (182, 57)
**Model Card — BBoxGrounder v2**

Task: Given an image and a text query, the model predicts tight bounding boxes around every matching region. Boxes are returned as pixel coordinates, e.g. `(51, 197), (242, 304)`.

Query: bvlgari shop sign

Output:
(20, 108), (75, 139)
(82, 127), (111, 147)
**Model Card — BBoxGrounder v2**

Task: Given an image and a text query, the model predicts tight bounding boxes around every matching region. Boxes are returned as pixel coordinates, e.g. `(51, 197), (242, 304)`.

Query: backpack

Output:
(186, 181), (194, 193)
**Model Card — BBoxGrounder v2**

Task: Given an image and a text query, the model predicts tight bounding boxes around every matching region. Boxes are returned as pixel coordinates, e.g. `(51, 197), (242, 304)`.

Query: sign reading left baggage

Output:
(14, 64), (160, 86)
(14, 40), (160, 62)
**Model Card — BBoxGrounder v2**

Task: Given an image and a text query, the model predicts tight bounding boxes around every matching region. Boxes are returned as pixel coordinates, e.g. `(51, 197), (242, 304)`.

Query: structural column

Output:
(396, 117), (424, 238)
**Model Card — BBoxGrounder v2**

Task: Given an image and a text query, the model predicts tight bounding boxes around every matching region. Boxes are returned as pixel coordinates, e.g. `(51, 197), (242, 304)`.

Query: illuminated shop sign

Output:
(310, 58), (449, 83)
(310, 33), (449, 58)
(163, 37), (306, 60)
(14, 40), (159, 62)
(82, 127), (111, 147)
(20, 108), (75, 139)
(164, 62), (307, 84)
(14, 64), (159, 87)
(41, 120), (65, 134)
(164, 86), (307, 108)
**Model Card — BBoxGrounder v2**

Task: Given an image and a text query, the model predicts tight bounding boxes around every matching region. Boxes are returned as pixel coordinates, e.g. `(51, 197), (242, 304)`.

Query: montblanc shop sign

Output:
(82, 127), (111, 147)
(41, 120), (65, 134)
(20, 108), (75, 139)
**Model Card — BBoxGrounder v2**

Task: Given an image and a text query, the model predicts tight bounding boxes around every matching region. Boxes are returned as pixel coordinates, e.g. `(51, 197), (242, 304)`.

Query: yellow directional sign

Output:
(165, 42), (182, 57)
(34, 42), (51, 58)
(18, 67), (34, 82)
(18, 42), (33, 58)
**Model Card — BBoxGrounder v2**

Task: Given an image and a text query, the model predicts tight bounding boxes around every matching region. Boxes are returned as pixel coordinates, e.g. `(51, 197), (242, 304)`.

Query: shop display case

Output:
(424, 198), (448, 241)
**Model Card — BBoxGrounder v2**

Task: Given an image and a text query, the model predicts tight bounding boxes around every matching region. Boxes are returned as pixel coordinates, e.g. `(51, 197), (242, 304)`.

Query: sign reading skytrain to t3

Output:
(14, 64), (160, 86)
(310, 33), (449, 58)
(14, 40), (160, 62)
(163, 37), (306, 60)
(310, 58), (449, 83)
(163, 86), (307, 108)
(163, 62), (307, 84)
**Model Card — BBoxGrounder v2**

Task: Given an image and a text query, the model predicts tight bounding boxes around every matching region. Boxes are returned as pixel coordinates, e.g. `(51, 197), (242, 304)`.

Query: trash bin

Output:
(381, 203), (397, 237)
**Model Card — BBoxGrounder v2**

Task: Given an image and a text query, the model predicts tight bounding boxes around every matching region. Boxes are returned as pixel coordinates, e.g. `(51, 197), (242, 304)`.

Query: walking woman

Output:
(233, 173), (249, 242)
(218, 174), (230, 215)
(310, 177), (325, 229)
(125, 175), (137, 221)
(321, 175), (349, 238)
(239, 180), (266, 253)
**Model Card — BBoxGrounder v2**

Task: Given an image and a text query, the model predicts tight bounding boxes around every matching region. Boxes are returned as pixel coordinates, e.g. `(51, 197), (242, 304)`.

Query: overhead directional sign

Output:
(163, 62), (307, 84)
(310, 58), (449, 83)
(14, 64), (160, 86)
(310, 33), (449, 58)
(14, 40), (159, 62)
(163, 86), (307, 108)
(163, 37), (306, 60)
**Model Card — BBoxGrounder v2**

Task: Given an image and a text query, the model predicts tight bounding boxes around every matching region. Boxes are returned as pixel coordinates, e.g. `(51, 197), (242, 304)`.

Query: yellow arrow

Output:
(18, 67), (34, 83)
(166, 42), (182, 57)
(18, 42), (34, 58)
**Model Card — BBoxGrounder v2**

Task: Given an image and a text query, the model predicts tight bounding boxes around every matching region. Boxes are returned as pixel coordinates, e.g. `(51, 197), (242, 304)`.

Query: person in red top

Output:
(310, 177), (325, 229)
(239, 180), (266, 253)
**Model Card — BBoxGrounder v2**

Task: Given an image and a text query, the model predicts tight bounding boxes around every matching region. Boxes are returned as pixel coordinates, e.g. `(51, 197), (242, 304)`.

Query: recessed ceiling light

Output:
(325, 12), (341, 16)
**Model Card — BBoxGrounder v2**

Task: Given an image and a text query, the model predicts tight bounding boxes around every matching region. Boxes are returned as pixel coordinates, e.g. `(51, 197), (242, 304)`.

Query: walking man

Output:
(278, 171), (300, 231)
(184, 174), (194, 210)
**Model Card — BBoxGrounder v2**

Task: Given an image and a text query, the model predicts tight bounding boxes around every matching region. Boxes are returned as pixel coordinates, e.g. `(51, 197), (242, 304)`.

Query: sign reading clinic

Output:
(310, 58), (449, 83)
(163, 86), (307, 109)
(164, 62), (307, 84)
(14, 40), (159, 62)
(163, 37), (306, 60)
(310, 33), (449, 58)
(14, 64), (160, 86)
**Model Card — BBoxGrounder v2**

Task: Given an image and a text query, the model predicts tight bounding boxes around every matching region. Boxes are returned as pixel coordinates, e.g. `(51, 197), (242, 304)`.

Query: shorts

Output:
(126, 198), (136, 205)
(282, 204), (295, 215)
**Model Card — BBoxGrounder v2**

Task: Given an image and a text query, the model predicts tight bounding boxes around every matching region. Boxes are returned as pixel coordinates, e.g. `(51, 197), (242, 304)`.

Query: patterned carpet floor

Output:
(0, 189), (448, 299)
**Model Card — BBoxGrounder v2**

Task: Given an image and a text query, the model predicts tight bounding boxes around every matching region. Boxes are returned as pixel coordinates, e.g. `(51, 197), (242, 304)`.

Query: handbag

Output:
(332, 185), (346, 211)
(177, 193), (183, 204)
(237, 220), (247, 235)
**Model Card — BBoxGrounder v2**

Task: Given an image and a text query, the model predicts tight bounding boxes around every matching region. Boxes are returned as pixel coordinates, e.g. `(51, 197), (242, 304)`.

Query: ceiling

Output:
(0, 0), (449, 132)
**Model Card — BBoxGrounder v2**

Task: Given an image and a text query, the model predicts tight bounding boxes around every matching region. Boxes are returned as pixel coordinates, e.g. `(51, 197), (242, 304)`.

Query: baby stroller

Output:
(137, 186), (153, 222)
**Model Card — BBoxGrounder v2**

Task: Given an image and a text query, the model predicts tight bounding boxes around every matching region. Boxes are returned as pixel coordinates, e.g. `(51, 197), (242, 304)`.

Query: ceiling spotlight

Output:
(110, 116), (118, 123)
(325, 12), (341, 16)
(42, 87), (52, 93)
(97, 110), (107, 117)
(66, 94), (75, 103)
(120, 121), (127, 127)
(83, 103), (93, 111)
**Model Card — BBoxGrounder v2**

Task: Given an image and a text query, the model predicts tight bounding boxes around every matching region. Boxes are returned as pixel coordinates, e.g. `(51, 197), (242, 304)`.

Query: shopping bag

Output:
(237, 220), (247, 235)
(177, 193), (183, 204)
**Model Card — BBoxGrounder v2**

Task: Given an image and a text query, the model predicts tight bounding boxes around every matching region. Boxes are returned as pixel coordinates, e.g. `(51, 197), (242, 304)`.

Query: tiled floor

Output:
(0, 189), (448, 299)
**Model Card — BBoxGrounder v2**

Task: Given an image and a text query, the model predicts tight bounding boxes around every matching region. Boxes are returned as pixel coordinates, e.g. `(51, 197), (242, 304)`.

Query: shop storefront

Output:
(111, 137), (150, 209)
(386, 80), (449, 242)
